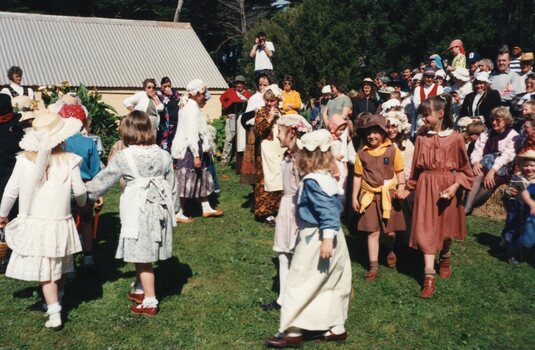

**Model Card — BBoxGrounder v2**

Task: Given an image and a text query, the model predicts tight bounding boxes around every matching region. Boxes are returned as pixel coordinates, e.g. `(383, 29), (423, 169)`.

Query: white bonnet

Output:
(381, 98), (401, 114)
(296, 129), (332, 152)
(186, 79), (207, 95)
(263, 84), (283, 99)
(277, 114), (312, 133)
(385, 110), (411, 134)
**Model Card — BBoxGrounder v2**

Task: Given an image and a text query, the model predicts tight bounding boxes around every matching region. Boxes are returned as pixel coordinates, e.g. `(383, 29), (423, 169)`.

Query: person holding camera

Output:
(249, 32), (275, 77)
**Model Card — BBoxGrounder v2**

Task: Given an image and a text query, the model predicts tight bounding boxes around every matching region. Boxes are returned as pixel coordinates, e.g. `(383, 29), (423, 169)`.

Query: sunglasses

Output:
(284, 82), (292, 85)
(146, 86), (155, 90)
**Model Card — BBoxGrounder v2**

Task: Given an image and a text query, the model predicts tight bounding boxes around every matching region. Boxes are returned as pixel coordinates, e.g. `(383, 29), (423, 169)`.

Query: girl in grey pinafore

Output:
(86, 145), (177, 263)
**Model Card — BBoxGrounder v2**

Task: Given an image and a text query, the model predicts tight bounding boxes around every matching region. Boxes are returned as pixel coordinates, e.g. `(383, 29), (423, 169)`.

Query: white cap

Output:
(321, 85), (332, 94)
(474, 72), (491, 84)
(451, 67), (470, 82)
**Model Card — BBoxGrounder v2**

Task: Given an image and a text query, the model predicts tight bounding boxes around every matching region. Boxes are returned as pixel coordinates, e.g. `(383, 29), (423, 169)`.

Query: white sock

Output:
(131, 281), (144, 294)
(142, 296), (158, 307)
(285, 327), (302, 337)
(47, 302), (61, 315)
(176, 209), (188, 219)
(326, 325), (345, 335)
(201, 201), (215, 213)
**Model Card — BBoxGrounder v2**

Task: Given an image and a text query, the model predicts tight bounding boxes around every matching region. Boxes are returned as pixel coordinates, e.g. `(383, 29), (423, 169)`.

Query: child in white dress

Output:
(262, 115), (312, 312)
(265, 129), (352, 348)
(0, 112), (87, 330)
(86, 111), (177, 316)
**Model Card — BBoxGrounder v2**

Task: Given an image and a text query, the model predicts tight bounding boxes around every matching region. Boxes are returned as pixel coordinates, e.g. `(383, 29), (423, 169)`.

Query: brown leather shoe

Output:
(202, 209), (224, 218)
(364, 269), (377, 282)
(176, 216), (195, 224)
(420, 275), (436, 299)
(127, 292), (144, 304)
(130, 304), (158, 316)
(386, 252), (397, 268)
(439, 256), (452, 279)
(314, 331), (348, 342)
(265, 335), (303, 348)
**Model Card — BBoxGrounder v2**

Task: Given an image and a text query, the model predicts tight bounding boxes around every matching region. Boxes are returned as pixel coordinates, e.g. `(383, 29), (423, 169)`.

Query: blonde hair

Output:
(297, 148), (335, 175)
(23, 144), (65, 162)
(263, 89), (278, 101)
(490, 106), (514, 128)
(119, 111), (155, 146)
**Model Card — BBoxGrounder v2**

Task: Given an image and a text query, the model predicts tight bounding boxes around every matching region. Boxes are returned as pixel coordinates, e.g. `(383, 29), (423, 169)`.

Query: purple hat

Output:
(423, 66), (436, 76)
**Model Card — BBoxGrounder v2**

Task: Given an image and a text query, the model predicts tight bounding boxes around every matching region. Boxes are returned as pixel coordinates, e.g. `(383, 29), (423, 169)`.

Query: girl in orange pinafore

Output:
(408, 95), (473, 298)
(352, 114), (407, 282)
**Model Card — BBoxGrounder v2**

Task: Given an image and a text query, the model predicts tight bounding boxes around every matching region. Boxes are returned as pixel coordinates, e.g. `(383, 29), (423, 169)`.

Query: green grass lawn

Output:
(1, 165), (535, 349)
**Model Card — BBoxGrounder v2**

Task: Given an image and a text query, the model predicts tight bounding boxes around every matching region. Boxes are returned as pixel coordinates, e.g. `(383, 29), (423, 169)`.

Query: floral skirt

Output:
(175, 149), (214, 198)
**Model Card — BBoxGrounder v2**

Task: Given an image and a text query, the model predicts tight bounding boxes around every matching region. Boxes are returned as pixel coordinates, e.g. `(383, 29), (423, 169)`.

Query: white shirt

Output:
(472, 92), (484, 115)
(412, 84), (444, 110)
(0, 83), (34, 99)
(123, 91), (164, 116)
(254, 41), (275, 71)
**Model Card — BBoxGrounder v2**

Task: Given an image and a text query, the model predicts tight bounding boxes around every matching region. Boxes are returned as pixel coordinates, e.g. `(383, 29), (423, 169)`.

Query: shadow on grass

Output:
(183, 192), (221, 218)
(62, 212), (134, 314)
(475, 232), (507, 262)
(156, 256), (193, 301)
(345, 227), (424, 284)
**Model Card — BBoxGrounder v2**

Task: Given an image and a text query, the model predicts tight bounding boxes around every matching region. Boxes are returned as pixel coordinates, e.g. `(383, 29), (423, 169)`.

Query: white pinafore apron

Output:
(119, 148), (176, 241)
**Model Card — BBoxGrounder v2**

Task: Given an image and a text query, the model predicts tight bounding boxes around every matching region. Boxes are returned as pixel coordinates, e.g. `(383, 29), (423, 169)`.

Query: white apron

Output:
(120, 148), (176, 240)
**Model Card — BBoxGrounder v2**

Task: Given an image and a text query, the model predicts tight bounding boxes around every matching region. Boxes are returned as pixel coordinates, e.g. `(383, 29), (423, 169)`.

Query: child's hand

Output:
(352, 198), (360, 212)
(440, 183), (460, 200)
(530, 204), (535, 216)
(336, 154), (344, 161)
(320, 238), (334, 259)
(194, 157), (202, 169)
(395, 188), (407, 199)
(94, 197), (104, 210)
(0, 216), (8, 227)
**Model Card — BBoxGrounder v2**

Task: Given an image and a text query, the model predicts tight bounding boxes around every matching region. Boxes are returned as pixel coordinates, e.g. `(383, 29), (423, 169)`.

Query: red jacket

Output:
(220, 88), (252, 110)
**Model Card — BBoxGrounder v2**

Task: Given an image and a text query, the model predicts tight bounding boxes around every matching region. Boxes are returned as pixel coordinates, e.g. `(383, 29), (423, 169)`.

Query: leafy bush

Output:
(209, 115), (226, 159)
(40, 82), (119, 160)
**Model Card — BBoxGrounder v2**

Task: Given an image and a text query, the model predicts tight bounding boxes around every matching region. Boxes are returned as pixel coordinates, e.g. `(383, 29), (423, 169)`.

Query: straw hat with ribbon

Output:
(19, 111), (82, 185)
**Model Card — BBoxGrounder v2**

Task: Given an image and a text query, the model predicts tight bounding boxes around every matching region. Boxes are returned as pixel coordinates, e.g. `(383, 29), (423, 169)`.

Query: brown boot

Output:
(365, 261), (378, 282)
(386, 252), (397, 268)
(439, 255), (452, 279)
(420, 275), (436, 299)
(364, 270), (377, 282)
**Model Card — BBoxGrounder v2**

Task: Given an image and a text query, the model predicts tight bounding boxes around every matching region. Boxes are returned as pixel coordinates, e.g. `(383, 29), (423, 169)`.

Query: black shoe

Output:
(262, 300), (281, 312)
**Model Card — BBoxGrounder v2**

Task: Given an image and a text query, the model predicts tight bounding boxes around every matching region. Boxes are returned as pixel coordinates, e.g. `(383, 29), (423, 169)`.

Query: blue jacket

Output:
(64, 133), (101, 180)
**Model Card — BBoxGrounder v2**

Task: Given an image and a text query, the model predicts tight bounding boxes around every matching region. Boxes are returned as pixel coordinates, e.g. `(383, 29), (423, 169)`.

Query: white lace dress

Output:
(0, 153), (86, 282)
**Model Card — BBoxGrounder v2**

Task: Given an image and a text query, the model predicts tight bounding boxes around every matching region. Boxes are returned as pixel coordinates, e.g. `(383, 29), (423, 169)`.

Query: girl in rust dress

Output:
(254, 88), (283, 223)
(352, 114), (407, 282)
(408, 95), (473, 298)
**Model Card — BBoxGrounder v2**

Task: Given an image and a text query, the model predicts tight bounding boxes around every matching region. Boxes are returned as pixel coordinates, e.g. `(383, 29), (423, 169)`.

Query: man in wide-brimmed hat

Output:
(219, 75), (253, 167)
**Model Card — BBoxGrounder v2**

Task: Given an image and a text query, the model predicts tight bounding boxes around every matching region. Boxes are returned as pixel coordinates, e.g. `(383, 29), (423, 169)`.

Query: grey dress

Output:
(86, 145), (177, 263)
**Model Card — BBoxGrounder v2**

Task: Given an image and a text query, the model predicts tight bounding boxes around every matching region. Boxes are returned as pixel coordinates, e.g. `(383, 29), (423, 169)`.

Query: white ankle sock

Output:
(176, 209), (188, 219)
(201, 201), (215, 212)
(142, 297), (158, 307)
(47, 302), (61, 315)
(328, 325), (345, 335)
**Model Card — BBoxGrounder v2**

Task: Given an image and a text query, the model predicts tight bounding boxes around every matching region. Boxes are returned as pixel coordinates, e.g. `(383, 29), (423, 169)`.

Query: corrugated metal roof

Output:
(0, 12), (228, 89)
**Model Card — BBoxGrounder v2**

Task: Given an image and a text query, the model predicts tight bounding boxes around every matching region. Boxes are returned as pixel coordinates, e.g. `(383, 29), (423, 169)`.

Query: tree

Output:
(173, 0), (184, 22)
(241, 0), (535, 98)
